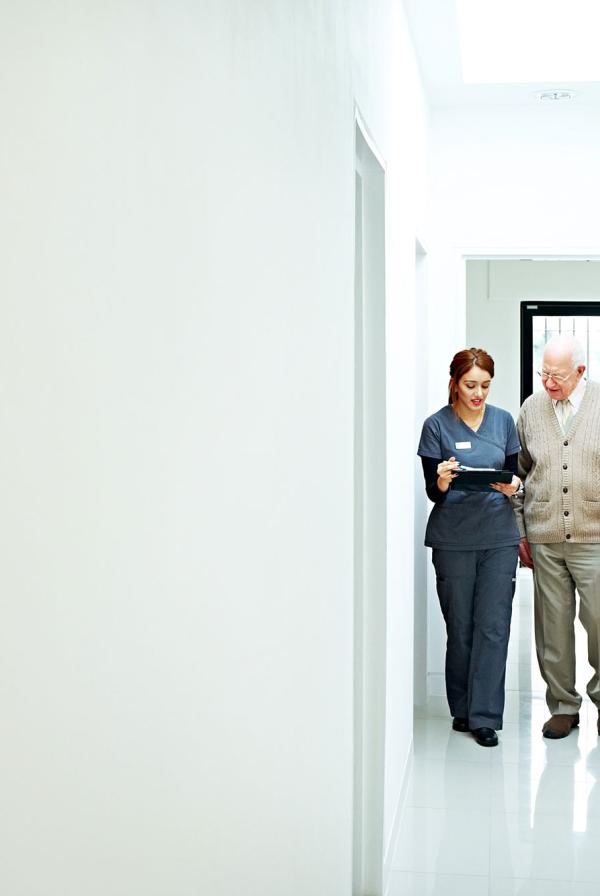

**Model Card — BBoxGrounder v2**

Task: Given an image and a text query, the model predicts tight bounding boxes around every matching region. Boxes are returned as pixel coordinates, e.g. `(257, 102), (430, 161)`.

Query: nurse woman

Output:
(417, 348), (521, 747)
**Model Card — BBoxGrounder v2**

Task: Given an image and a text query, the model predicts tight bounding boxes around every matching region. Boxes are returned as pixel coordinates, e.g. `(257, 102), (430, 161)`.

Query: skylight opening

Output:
(456, 0), (600, 84)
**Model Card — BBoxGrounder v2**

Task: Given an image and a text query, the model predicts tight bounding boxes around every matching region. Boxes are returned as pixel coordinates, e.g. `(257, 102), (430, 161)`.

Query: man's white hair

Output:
(543, 334), (585, 369)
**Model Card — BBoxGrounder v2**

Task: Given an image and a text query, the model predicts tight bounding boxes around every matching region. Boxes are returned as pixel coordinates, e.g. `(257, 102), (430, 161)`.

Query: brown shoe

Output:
(542, 713), (580, 739)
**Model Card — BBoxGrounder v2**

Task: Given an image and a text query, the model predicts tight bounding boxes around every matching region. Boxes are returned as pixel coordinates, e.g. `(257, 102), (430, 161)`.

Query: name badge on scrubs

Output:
(455, 441), (471, 449)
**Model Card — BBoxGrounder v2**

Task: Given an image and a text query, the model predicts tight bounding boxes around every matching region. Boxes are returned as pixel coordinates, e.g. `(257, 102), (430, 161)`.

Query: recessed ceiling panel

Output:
(456, 0), (600, 83)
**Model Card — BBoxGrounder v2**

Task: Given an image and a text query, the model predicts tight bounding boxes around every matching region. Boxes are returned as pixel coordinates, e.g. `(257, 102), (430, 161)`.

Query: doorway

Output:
(413, 241), (429, 707)
(353, 119), (387, 896)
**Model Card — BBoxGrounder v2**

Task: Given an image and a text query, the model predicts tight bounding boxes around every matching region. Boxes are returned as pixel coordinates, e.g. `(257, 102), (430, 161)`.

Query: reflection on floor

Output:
(389, 568), (600, 896)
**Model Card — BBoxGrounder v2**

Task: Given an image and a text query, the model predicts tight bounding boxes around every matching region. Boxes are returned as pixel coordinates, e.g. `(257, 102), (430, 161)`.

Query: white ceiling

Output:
(402, 0), (600, 108)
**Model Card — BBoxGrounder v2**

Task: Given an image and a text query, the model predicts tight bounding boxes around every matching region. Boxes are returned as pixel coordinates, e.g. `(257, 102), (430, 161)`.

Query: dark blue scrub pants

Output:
(432, 545), (518, 730)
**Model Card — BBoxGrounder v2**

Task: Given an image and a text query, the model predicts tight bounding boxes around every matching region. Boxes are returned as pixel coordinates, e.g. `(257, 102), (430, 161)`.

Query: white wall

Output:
(425, 102), (600, 695)
(0, 2), (437, 893)
(431, 104), (600, 253)
(467, 259), (600, 421)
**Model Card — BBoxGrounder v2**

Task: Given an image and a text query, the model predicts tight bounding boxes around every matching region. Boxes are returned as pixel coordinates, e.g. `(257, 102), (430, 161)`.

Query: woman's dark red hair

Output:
(448, 347), (494, 405)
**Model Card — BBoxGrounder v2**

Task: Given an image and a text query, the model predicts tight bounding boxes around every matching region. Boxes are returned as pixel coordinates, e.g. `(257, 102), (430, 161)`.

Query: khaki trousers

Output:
(531, 541), (600, 715)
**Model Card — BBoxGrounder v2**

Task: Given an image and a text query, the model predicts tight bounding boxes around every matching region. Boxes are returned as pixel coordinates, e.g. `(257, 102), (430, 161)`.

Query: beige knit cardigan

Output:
(512, 381), (600, 543)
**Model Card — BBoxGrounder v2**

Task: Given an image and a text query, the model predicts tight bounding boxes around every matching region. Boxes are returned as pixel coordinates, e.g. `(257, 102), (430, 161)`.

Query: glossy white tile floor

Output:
(388, 569), (600, 896)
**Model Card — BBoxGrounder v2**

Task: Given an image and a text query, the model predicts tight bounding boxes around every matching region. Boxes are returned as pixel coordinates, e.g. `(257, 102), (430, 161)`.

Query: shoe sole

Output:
(474, 735), (498, 747)
(470, 728), (499, 747)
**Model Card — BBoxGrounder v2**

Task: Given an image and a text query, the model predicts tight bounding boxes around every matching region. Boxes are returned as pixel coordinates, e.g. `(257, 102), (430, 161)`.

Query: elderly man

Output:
(514, 334), (600, 739)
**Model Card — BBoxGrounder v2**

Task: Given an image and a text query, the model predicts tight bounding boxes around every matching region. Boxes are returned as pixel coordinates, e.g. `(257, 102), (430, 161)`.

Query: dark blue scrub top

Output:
(417, 404), (521, 550)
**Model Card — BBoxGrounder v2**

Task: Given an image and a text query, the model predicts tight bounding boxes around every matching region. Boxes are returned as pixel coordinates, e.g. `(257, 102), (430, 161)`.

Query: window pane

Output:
(531, 313), (600, 390)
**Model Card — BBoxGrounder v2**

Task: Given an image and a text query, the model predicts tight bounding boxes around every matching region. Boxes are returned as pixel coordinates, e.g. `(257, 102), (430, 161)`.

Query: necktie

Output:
(558, 399), (573, 434)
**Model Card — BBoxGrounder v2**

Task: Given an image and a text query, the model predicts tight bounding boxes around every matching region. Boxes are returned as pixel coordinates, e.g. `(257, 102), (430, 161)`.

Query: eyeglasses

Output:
(536, 369), (576, 384)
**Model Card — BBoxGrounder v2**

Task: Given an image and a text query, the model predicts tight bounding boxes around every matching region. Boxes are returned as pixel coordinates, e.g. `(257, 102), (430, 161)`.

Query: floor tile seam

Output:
(405, 802), (493, 811)
(411, 743), (494, 754)
(409, 759), (496, 786)
(406, 778), (494, 790)
(503, 761), (600, 772)
(387, 870), (490, 880)
(487, 863), (581, 886)
(414, 740), (495, 765)
(487, 820), (600, 850)
(489, 758), (595, 776)
(490, 870), (600, 885)
(387, 860), (491, 877)
(487, 806), (593, 819)
(413, 715), (454, 722)
(492, 806), (600, 820)
(488, 874), (582, 887)
(398, 804), (492, 817)
(412, 753), (494, 765)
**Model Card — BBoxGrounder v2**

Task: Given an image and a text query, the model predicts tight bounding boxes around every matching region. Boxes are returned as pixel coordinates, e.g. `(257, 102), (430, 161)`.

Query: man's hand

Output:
(490, 475), (521, 497)
(518, 536), (533, 569)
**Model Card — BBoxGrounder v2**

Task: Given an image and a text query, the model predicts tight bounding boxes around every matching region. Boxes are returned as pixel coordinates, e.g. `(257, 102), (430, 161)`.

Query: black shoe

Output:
(471, 727), (498, 747)
(452, 717), (469, 732)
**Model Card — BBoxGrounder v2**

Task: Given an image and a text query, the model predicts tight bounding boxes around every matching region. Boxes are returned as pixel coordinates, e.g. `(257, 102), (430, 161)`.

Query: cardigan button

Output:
(566, 533), (572, 539)
(563, 487), (568, 493)
(564, 510), (569, 516)
(564, 440), (569, 446)
(563, 464), (568, 470)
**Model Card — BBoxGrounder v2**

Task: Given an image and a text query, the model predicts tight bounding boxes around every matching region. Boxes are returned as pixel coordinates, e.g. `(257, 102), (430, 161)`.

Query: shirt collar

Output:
(552, 376), (587, 411)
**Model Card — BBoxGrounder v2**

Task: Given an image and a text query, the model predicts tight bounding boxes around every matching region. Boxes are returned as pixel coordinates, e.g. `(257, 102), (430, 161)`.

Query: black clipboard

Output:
(451, 468), (512, 489)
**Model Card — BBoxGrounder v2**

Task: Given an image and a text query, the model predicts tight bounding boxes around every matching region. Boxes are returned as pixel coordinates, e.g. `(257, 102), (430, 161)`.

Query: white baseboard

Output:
(382, 747), (413, 896)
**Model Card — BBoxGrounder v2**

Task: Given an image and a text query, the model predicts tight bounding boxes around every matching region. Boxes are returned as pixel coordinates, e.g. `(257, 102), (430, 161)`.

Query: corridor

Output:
(388, 569), (600, 895)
